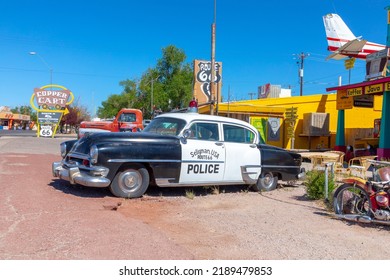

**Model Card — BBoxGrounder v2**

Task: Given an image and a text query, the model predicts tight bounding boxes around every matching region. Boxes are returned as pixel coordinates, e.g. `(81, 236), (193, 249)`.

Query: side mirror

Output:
(181, 129), (192, 144)
(183, 129), (192, 139)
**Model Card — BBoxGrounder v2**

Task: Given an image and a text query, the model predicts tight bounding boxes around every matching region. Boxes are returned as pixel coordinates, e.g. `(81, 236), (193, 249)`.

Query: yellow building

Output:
(199, 93), (382, 151)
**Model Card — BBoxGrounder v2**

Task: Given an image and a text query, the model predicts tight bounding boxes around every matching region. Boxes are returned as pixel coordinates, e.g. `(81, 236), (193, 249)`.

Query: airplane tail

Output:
(323, 13), (356, 51)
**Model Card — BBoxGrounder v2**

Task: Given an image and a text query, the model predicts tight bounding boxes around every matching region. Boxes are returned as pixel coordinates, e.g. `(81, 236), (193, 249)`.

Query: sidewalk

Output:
(0, 135), (67, 154)
(0, 129), (77, 139)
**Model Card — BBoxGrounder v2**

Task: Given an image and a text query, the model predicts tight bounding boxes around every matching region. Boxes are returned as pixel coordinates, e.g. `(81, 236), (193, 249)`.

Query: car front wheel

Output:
(253, 172), (278, 192)
(110, 165), (150, 198)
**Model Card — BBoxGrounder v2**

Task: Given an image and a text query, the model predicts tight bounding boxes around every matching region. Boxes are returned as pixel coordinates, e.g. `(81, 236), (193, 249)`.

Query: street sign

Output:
(40, 125), (53, 137)
(336, 89), (353, 110)
(285, 107), (298, 121)
(31, 84), (74, 138)
(37, 112), (63, 124)
(344, 58), (356, 70)
(285, 107), (297, 149)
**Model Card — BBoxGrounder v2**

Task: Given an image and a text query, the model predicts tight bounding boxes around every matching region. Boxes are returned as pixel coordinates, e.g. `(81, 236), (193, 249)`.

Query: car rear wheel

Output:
(110, 165), (150, 198)
(253, 172), (278, 192)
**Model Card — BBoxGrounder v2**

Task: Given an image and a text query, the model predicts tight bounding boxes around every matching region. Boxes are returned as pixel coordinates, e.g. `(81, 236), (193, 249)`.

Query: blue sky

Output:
(0, 0), (389, 116)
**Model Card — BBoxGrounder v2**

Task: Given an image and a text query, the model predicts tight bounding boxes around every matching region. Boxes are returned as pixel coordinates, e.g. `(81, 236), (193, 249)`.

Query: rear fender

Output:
(341, 177), (368, 189)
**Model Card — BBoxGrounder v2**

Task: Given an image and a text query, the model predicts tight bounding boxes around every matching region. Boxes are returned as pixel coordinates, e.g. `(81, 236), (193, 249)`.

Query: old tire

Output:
(253, 172), (278, 192)
(110, 165), (150, 198)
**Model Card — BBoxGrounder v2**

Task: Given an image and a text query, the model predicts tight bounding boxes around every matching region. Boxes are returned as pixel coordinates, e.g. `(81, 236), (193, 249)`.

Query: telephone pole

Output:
(210, 0), (216, 115)
(295, 52), (309, 96)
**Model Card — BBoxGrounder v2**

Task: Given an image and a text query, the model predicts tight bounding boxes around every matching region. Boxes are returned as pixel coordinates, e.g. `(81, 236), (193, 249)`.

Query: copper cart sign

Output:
(30, 84), (74, 138)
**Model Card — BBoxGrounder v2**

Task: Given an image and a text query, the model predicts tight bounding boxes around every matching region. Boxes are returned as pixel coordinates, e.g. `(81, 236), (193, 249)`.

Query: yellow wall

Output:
(200, 93), (383, 150)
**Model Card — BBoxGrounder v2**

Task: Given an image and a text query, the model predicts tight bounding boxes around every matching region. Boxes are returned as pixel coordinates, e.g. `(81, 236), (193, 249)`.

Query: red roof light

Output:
(188, 98), (198, 112)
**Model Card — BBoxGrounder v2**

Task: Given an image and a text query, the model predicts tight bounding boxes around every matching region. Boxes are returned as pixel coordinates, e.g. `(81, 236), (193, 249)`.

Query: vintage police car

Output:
(52, 111), (305, 198)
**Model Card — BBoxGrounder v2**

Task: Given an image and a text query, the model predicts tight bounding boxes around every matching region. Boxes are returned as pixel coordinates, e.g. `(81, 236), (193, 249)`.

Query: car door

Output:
(179, 121), (225, 184)
(222, 123), (261, 183)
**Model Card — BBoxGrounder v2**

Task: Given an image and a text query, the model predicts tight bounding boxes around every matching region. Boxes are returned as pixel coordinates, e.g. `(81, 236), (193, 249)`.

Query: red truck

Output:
(78, 108), (143, 138)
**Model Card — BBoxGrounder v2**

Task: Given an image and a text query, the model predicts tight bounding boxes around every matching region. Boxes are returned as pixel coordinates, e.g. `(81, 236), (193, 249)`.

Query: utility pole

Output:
(248, 92), (255, 100)
(295, 52), (309, 96)
(227, 85), (231, 117)
(151, 78), (154, 115)
(210, 0), (216, 115)
(148, 75), (159, 118)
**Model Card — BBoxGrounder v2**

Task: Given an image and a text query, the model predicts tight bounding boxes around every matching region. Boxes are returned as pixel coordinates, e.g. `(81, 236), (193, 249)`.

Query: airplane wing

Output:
(326, 52), (349, 60)
(326, 38), (367, 60)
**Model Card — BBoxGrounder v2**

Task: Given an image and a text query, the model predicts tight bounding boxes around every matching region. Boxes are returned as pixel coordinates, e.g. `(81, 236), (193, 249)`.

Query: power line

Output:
(0, 66), (123, 78)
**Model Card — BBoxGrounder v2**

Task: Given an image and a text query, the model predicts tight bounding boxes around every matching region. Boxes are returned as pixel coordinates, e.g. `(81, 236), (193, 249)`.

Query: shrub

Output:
(304, 170), (336, 200)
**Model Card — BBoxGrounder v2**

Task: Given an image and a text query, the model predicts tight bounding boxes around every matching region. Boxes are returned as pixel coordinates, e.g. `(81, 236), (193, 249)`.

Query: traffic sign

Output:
(285, 107), (298, 120)
(40, 125), (53, 137)
(344, 58), (355, 70)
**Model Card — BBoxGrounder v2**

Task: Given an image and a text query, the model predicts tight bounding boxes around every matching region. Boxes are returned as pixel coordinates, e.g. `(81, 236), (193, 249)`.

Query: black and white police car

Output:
(52, 105), (305, 198)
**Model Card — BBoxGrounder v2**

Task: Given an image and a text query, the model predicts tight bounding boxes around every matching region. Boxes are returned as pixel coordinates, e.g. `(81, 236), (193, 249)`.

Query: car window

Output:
(223, 124), (255, 143)
(143, 117), (186, 136)
(188, 122), (219, 141)
(119, 113), (136, 122)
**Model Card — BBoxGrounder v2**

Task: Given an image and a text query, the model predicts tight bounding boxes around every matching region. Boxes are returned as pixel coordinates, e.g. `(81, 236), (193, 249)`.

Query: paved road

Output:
(0, 130), (77, 155)
(0, 129), (75, 138)
(0, 136), (193, 259)
(3, 136), (390, 262)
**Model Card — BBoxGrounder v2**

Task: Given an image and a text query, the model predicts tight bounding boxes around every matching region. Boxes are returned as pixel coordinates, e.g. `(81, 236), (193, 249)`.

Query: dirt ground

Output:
(2, 136), (390, 260)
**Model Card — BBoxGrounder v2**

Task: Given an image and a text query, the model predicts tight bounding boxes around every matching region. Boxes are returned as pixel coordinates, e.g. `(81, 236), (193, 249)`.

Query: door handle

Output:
(215, 142), (224, 146)
(249, 144), (257, 148)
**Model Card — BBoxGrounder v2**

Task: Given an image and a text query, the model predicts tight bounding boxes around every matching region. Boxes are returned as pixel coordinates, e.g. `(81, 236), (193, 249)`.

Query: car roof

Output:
(153, 112), (261, 143)
(155, 112), (255, 128)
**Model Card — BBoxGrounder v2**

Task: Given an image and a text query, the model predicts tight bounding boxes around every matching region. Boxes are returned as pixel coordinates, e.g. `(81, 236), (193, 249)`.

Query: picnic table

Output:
(299, 151), (342, 167)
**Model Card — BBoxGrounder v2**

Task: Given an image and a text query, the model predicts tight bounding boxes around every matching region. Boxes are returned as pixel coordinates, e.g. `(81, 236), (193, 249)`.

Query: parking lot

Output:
(2, 135), (390, 260)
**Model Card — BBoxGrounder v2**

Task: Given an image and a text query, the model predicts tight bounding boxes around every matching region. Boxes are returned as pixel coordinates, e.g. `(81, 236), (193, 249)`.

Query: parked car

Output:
(52, 111), (305, 198)
(78, 108), (143, 139)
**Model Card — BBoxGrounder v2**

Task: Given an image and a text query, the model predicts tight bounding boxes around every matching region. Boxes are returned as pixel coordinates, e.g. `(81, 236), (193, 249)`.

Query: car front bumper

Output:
(52, 161), (111, 188)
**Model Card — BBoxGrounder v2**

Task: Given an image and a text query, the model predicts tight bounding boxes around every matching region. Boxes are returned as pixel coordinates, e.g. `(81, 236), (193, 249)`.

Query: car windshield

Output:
(143, 117), (187, 136)
(119, 113), (136, 122)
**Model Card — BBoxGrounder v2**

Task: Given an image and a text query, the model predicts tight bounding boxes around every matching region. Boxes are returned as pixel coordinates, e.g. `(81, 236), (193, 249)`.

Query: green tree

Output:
(97, 45), (193, 120)
(138, 68), (162, 118)
(11, 105), (37, 122)
(138, 45), (193, 118)
(97, 79), (139, 118)
(155, 45), (193, 112)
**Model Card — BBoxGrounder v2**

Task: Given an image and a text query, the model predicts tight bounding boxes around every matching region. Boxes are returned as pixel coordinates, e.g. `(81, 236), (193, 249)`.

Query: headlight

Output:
(90, 145), (98, 164)
(60, 143), (67, 158)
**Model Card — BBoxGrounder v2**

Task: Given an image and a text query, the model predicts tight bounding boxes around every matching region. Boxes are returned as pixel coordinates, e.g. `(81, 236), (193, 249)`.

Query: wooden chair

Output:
(327, 151), (345, 166)
(326, 151), (349, 175)
(348, 155), (377, 179)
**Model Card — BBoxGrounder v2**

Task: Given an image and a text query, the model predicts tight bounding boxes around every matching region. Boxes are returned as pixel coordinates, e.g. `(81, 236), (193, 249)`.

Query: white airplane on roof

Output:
(323, 13), (385, 60)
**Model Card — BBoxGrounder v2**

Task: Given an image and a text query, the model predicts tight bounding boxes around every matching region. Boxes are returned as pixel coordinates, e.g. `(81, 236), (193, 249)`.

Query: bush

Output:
(304, 170), (336, 200)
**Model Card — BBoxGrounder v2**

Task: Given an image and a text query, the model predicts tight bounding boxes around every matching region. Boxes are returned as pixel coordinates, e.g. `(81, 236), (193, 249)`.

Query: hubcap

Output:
(118, 170), (142, 193)
(263, 174), (273, 187)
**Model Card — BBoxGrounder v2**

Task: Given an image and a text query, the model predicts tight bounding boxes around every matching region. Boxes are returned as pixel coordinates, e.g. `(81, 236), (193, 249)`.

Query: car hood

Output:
(71, 132), (180, 154)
